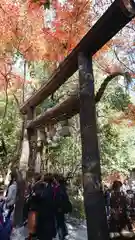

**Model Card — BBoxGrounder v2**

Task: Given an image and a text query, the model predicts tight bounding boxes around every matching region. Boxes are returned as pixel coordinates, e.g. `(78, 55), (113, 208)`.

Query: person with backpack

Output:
(2, 172), (17, 222)
(27, 174), (56, 240)
(23, 179), (35, 226)
(26, 174), (42, 240)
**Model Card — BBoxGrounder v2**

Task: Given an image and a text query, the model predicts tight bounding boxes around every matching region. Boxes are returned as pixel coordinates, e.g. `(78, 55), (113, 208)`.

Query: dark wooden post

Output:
(12, 168), (25, 227)
(78, 52), (109, 240)
(27, 107), (37, 178)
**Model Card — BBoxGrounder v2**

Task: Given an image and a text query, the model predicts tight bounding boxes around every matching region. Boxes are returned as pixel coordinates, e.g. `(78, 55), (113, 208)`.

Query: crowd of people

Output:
(23, 173), (72, 240)
(104, 179), (135, 234)
(0, 172), (135, 239)
(0, 172), (72, 240)
(0, 172), (17, 239)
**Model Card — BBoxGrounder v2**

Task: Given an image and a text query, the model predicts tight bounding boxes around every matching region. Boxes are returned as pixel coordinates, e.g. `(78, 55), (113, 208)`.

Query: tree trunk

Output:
(27, 108), (37, 179)
(19, 129), (29, 179)
(78, 52), (109, 240)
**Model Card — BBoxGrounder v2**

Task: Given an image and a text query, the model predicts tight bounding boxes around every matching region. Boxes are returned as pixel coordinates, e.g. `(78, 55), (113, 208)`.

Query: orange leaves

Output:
(0, 57), (12, 90)
(0, 0), (48, 61)
(28, 0), (50, 11)
(0, 0), (134, 88)
(95, 44), (110, 59)
(0, 0), (48, 91)
(131, 73), (135, 79)
(126, 104), (135, 120)
(27, 0), (44, 11)
(0, 56), (31, 92)
(27, 0), (45, 17)
(16, 1), (47, 61)
(0, 1), (19, 54)
(0, 0), (45, 60)
(112, 104), (135, 127)
(43, 0), (92, 64)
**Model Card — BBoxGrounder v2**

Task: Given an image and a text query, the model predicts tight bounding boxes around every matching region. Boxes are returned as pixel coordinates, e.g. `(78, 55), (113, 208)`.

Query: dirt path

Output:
(11, 221), (87, 240)
(11, 221), (135, 240)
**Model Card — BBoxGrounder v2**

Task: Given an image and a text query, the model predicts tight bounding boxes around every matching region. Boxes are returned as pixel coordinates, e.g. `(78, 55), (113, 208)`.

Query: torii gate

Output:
(18, 1), (135, 239)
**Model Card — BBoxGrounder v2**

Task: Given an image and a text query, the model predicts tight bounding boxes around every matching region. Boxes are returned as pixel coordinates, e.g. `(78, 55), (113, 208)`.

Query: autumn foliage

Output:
(28, 0), (50, 9)
(0, 0), (48, 89)
(104, 171), (126, 185)
(0, 0), (92, 89)
(0, 0), (134, 91)
(112, 104), (135, 127)
(42, 0), (92, 63)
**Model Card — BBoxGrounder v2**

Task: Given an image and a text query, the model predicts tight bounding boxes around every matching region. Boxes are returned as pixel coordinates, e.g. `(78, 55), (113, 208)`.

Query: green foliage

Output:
(36, 98), (57, 115)
(70, 197), (85, 219)
(99, 122), (135, 175)
(98, 84), (134, 175)
(0, 95), (21, 171)
(47, 136), (81, 175)
(105, 87), (130, 112)
(29, 61), (50, 84)
(99, 123), (119, 174)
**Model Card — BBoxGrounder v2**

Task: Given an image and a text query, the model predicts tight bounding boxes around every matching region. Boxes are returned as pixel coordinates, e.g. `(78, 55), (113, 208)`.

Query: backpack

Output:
(54, 186), (72, 214)
(62, 197), (72, 214)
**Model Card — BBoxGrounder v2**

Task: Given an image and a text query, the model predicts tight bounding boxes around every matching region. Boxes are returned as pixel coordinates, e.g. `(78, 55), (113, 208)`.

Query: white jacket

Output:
(6, 182), (17, 207)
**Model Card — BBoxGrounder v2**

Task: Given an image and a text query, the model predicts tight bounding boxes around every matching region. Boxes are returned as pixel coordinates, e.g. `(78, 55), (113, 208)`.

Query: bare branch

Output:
(3, 83), (8, 119)
(95, 72), (129, 103)
(12, 93), (20, 109)
(113, 49), (134, 74)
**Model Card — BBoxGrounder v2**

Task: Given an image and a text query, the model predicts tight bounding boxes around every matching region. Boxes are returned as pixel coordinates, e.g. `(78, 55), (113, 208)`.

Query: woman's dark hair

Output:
(44, 173), (53, 183)
(10, 172), (16, 180)
(59, 175), (66, 185)
(53, 173), (67, 186)
(53, 173), (59, 181)
(5, 172), (16, 197)
(112, 180), (122, 191)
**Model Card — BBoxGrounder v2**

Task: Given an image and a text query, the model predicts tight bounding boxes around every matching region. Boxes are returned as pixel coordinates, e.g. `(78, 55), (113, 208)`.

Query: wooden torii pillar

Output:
(19, 107), (37, 179)
(78, 52), (109, 240)
(14, 108), (37, 226)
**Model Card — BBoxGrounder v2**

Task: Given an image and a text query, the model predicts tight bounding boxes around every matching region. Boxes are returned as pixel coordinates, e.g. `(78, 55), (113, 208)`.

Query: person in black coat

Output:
(31, 175), (56, 240)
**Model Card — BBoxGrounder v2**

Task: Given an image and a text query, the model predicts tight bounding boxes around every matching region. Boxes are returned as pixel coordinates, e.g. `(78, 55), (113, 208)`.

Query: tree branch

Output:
(12, 93), (20, 109)
(95, 72), (129, 103)
(113, 49), (134, 74)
